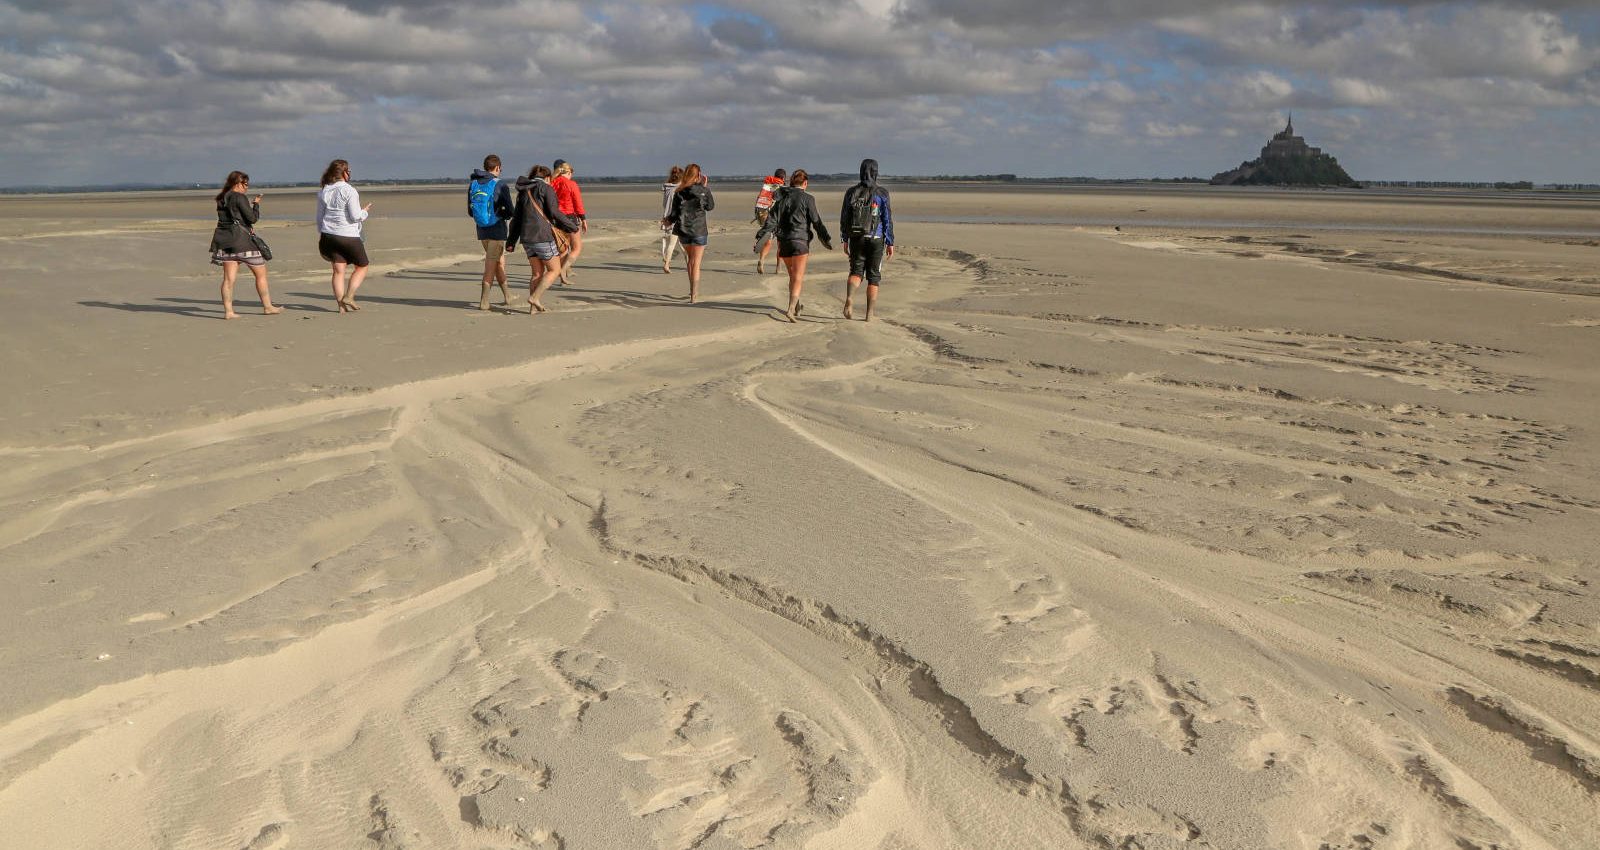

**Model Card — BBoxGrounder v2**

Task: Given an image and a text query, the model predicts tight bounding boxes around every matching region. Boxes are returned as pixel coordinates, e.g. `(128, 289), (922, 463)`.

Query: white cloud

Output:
(0, 0), (1595, 184)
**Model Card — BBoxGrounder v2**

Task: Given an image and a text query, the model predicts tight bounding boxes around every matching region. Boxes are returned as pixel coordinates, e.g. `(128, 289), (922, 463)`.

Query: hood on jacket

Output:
(858, 158), (879, 188)
(470, 167), (499, 182)
(514, 175), (548, 192)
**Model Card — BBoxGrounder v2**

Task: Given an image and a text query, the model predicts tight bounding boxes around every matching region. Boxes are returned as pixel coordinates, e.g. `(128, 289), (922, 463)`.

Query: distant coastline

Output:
(8, 174), (1599, 195)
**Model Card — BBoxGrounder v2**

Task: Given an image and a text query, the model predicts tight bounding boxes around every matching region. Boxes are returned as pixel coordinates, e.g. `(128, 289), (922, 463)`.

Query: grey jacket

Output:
(506, 176), (579, 249)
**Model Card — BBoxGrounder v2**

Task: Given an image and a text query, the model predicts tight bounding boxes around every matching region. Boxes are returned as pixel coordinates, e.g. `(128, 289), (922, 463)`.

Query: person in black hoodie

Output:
(663, 163), (715, 303)
(468, 154), (517, 310)
(754, 170), (831, 322)
(505, 164), (580, 314)
(839, 158), (895, 322)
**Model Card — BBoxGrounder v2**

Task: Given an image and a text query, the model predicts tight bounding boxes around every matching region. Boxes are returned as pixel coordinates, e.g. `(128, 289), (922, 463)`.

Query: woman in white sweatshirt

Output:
(315, 159), (372, 313)
(660, 165), (682, 273)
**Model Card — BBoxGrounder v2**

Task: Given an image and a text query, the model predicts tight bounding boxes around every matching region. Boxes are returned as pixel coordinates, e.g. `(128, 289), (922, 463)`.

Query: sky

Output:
(2, 1), (1597, 186)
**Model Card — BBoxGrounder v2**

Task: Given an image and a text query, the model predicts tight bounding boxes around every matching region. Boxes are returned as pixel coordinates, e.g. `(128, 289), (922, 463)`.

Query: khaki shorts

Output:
(481, 239), (506, 261)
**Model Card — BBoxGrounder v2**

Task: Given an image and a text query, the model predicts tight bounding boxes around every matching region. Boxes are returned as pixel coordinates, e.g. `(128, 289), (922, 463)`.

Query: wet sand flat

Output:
(1, 186), (1598, 849)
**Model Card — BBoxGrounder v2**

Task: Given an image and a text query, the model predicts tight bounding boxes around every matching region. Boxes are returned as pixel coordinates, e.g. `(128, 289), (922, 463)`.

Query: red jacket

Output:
(551, 175), (585, 219)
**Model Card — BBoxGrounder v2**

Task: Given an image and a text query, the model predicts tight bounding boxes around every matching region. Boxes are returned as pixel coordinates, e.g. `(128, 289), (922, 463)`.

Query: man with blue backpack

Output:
(468, 154), (517, 310)
(839, 158), (894, 322)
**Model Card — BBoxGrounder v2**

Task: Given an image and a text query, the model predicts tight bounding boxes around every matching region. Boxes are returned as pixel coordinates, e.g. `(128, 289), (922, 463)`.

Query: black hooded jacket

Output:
(506, 176), (579, 250)
(839, 158), (894, 246)
(756, 187), (831, 248)
(667, 183), (716, 239)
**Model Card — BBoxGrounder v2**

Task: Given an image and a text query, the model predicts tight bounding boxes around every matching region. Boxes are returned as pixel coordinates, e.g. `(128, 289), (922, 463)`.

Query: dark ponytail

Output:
(215, 170), (248, 203)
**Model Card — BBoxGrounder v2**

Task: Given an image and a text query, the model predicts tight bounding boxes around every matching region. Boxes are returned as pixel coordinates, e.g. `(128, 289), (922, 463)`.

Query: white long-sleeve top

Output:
(316, 181), (368, 237)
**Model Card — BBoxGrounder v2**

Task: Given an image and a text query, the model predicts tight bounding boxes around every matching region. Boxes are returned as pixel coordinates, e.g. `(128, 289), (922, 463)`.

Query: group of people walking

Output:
(207, 156), (894, 322)
(208, 158), (374, 317)
(469, 155), (589, 313)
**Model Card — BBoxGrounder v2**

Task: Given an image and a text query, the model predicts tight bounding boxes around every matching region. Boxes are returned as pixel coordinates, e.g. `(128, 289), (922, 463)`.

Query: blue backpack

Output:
(469, 178), (500, 227)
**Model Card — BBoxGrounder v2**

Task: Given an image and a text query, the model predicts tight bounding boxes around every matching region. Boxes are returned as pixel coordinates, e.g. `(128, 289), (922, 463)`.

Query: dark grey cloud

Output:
(0, 0), (1595, 185)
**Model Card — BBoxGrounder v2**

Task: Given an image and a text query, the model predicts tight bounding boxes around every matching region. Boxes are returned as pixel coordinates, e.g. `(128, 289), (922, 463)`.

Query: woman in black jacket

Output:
(754, 169), (831, 322)
(505, 164), (580, 314)
(208, 170), (281, 319)
(663, 163), (715, 303)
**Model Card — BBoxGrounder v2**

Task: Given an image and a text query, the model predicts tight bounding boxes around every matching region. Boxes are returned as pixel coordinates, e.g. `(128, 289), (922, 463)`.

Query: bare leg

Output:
(248, 263), (281, 314)
(864, 282), (878, 322)
(479, 254), (496, 310)
(843, 273), (862, 320)
(530, 255), (563, 314)
(330, 261), (349, 312)
(220, 260), (240, 319)
(495, 255), (510, 303)
(683, 244), (704, 303)
(661, 231), (679, 272)
(527, 255), (549, 313)
(783, 254), (808, 322)
(757, 239), (772, 274)
(343, 264), (368, 310)
(559, 229), (583, 284)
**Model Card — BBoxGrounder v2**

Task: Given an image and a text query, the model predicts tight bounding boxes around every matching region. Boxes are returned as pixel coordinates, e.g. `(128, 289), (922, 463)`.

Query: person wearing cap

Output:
(550, 159), (587, 285)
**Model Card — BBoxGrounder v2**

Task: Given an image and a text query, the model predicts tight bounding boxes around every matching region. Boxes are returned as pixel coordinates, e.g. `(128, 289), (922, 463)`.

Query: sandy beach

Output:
(1, 184), (1598, 849)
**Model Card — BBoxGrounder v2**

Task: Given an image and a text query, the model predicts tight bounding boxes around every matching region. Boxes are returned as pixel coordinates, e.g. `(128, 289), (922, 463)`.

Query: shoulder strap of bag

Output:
(222, 194), (253, 232)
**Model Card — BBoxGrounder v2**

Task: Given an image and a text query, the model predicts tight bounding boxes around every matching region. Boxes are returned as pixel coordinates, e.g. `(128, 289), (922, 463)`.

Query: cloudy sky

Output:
(2, 1), (1597, 186)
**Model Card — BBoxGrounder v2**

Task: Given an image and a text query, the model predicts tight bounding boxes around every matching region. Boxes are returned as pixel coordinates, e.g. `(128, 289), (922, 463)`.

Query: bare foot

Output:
(528, 301), (548, 314)
(842, 299), (853, 320)
(661, 264), (670, 274)
(341, 299), (362, 311)
(784, 311), (796, 323)
(263, 305), (283, 315)
(223, 312), (240, 320)
(478, 298), (490, 311)
(756, 261), (763, 274)
(795, 302), (804, 316)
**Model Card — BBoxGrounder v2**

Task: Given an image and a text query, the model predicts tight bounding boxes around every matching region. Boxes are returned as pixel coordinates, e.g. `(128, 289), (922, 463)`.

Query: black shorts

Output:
(318, 233), (369, 267)
(777, 239), (810, 258)
(848, 235), (886, 284)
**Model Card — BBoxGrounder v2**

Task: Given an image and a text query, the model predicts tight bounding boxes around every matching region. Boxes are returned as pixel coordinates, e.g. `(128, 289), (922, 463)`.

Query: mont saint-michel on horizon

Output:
(1211, 116), (1360, 188)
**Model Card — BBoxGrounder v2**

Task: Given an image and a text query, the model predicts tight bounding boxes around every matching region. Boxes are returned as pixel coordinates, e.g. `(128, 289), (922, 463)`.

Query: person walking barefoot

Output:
(752, 167), (786, 274)
(754, 169), (831, 322)
(208, 170), (281, 318)
(506, 164), (580, 315)
(660, 165), (683, 273)
(839, 158), (894, 322)
(315, 159), (372, 313)
(550, 159), (586, 285)
(664, 164), (715, 303)
(468, 154), (516, 310)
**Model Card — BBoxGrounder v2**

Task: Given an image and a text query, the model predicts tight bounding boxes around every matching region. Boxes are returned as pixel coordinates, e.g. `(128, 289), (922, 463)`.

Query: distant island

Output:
(1211, 116), (1359, 188)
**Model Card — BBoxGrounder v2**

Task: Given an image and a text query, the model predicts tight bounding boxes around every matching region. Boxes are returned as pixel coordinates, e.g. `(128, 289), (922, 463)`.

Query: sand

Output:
(1, 184), (1597, 849)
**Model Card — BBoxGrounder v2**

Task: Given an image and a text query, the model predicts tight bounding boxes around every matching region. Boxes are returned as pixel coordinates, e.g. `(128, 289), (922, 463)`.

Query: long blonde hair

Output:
(678, 163), (702, 191)
(554, 161), (573, 178)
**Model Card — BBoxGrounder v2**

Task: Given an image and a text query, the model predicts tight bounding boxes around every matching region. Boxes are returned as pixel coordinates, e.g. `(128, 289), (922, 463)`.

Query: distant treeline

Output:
(7, 176), (1596, 194)
(1362, 180), (1600, 191)
(5, 174), (1215, 194)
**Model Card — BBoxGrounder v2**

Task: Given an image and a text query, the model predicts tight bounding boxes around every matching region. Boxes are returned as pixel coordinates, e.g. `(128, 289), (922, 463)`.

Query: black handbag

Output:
(248, 231), (273, 261)
(224, 197), (272, 261)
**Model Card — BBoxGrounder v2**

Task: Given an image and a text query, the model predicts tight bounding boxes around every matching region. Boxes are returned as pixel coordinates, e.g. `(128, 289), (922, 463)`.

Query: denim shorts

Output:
(524, 241), (559, 260)
(682, 233), (708, 247)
